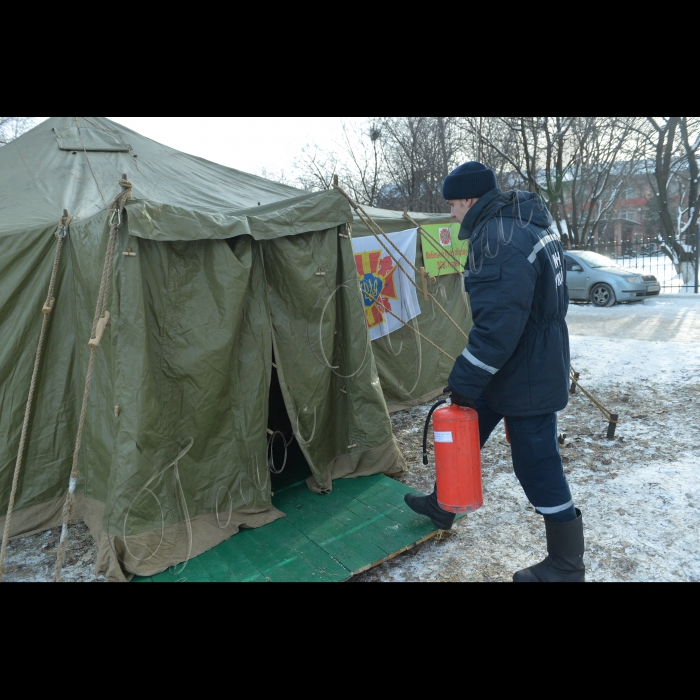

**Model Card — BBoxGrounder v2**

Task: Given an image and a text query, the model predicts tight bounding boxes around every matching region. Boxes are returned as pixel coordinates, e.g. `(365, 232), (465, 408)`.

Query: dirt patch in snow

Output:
(3, 524), (103, 583)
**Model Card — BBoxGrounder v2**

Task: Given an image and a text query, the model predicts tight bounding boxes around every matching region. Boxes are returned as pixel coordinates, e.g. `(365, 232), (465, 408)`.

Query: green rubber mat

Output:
(132, 475), (441, 583)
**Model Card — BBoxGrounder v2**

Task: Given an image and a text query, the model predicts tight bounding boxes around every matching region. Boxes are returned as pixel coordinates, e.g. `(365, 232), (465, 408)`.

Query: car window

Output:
(565, 256), (579, 272)
(573, 251), (624, 270)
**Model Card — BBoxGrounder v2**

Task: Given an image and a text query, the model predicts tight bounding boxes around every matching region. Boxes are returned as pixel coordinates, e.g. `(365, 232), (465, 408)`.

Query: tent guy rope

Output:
(361, 285), (456, 364)
(0, 212), (71, 582)
(54, 177), (132, 582)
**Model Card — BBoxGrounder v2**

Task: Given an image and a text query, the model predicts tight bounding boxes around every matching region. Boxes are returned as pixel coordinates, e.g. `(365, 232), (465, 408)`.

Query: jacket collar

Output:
(458, 188), (503, 240)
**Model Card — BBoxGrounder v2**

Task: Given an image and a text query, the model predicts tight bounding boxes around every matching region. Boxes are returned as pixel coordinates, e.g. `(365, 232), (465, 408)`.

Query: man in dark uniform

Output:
(405, 162), (585, 583)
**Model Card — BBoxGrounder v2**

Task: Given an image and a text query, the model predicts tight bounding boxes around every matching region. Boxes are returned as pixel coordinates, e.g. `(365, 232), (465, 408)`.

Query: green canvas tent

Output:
(0, 117), (407, 581)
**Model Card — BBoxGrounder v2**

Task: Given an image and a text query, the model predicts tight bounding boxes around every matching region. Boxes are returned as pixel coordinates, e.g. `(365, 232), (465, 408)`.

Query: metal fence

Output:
(584, 233), (700, 295)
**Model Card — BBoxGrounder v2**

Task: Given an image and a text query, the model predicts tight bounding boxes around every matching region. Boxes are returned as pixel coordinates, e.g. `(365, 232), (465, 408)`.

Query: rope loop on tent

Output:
(214, 487), (234, 530)
(124, 438), (193, 570)
(307, 280), (370, 378)
(0, 212), (71, 582)
(397, 317), (424, 398)
(380, 329), (404, 357)
(296, 406), (317, 447)
(317, 283), (371, 379)
(54, 177), (133, 583)
(267, 431), (294, 475)
(238, 453), (271, 508)
(103, 437), (195, 575)
(251, 452), (270, 494)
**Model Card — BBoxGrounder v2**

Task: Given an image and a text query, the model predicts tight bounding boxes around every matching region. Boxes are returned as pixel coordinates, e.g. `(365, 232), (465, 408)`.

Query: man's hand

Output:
(444, 386), (478, 411)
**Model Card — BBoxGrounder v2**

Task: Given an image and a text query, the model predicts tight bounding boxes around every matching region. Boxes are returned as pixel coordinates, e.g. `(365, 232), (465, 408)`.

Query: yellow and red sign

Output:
(420, 223), (469, 277)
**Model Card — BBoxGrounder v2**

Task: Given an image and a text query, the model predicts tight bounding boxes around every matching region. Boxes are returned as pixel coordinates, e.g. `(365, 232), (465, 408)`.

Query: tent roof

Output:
(352, 205), (453, 238)
(0, 117), (351, 240)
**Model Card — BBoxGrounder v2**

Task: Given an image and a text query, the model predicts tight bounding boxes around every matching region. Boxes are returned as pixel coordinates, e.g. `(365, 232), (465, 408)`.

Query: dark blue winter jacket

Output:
(448, 188), (570, 418)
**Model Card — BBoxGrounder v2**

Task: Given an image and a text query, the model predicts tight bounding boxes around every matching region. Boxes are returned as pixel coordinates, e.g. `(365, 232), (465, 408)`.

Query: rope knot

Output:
(55, 211), (72, 239)
(108, 179), (134, 228)
(117, 181), (133, 208)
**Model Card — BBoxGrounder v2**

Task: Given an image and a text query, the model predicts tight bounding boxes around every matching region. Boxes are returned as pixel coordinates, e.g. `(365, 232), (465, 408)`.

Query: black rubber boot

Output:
(514, 510), (585, 583)
(404, 485), (456, 531)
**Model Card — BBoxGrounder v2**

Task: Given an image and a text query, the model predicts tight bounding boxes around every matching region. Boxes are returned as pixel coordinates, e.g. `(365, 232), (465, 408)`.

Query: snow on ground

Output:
(567, 296), (700, 344)
(360, 298), (700, 583)
(5, 298), (700, 583)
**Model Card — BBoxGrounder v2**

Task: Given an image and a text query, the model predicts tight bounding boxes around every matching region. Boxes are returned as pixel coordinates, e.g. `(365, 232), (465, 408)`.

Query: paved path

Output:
(567, 297), (700, 344)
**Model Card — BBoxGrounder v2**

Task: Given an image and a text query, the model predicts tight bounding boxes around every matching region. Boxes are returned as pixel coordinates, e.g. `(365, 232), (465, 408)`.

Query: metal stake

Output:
(570, 373), (581, 395)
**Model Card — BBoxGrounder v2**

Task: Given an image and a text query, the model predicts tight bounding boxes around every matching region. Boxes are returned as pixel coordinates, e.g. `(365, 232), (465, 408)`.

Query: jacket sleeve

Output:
(449, 234), (537, 400)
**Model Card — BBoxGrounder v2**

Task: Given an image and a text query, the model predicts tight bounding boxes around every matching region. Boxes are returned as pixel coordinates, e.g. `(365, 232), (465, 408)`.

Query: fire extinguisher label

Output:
(434, 431), (454, 444)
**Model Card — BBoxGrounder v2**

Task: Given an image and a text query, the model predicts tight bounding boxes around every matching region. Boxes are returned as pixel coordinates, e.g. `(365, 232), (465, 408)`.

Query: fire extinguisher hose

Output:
(423, 399), (449, 466)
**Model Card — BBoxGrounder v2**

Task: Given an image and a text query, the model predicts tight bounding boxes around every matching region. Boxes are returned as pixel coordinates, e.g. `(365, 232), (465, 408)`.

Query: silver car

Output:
(565, 251), (662, 307)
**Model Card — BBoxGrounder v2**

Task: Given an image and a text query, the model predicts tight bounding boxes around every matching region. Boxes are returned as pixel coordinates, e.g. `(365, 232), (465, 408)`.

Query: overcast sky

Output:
(110, 117), (359, 176)
(33, 117), (359, 176)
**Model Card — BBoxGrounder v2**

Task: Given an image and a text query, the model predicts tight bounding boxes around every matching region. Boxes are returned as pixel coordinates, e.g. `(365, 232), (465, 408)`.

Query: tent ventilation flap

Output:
(54, 127), (131, 153)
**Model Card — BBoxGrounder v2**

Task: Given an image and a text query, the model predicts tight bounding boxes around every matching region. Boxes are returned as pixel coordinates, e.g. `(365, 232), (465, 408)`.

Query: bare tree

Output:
(557, 118), (644, 248)
(295, 117), (464, 212)
(293, 115), (697, 270)
(255, 166), (293, 187)
(638, 117), (700, 278)
(0, 117), (35, 145)
(377, 117), (462, 212)
(295, 119), (386, 206)
(461, 117), (643, 247)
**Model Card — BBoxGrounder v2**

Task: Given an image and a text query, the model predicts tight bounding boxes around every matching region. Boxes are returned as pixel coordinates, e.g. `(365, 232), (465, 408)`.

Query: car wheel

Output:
(591, 284), (616, 308)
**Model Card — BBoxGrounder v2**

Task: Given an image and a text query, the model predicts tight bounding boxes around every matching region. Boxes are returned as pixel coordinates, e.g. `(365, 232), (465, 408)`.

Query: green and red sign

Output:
(420, 223), (469, 277)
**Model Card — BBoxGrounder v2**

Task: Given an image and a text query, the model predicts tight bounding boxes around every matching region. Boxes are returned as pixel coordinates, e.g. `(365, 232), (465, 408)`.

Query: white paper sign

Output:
(434, 432), (454, 444)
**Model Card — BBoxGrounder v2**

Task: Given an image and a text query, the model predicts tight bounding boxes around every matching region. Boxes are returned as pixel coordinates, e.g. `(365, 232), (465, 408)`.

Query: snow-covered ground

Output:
(361, 297), (700, 583)
(567, 296), (700, 344)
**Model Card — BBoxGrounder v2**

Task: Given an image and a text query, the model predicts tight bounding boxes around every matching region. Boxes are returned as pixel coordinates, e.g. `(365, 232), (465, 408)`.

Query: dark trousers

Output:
(477, 398), (577, 524)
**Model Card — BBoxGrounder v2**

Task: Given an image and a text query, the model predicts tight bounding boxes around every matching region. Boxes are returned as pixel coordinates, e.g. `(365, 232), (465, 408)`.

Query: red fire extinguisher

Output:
(423, 399), (484, 515)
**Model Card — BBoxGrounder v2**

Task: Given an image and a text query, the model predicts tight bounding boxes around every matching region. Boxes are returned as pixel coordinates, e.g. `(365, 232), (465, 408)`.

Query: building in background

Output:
(578, 174), (691, 258)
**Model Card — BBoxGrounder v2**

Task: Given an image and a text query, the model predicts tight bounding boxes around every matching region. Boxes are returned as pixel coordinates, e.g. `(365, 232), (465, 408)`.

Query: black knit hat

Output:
(443, 162), (498, 201)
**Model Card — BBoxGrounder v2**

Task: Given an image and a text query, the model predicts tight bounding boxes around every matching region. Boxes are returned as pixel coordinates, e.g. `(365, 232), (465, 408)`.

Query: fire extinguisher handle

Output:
(423, 400), (449, 466)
